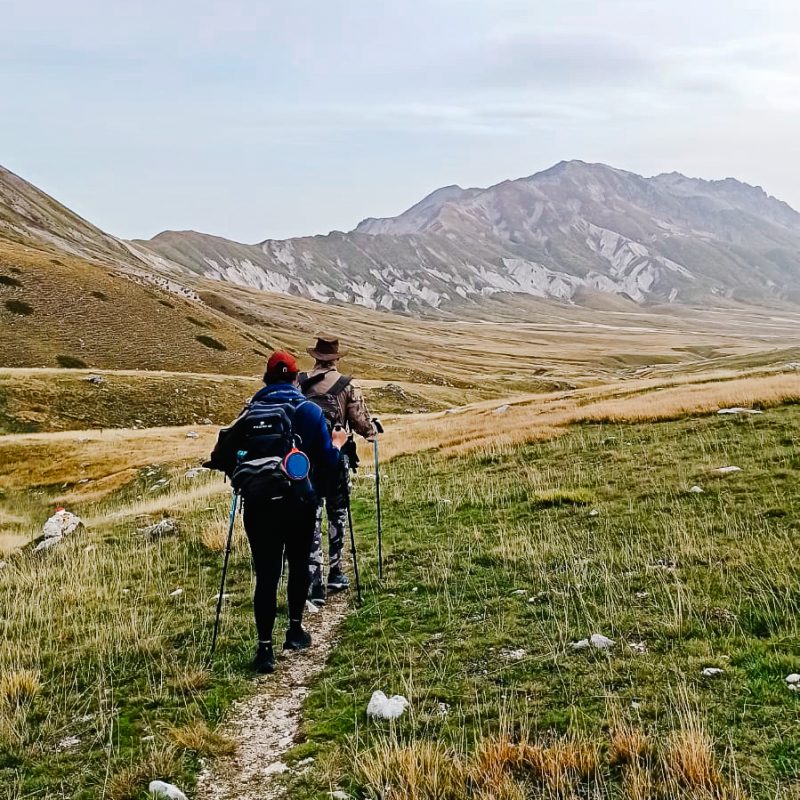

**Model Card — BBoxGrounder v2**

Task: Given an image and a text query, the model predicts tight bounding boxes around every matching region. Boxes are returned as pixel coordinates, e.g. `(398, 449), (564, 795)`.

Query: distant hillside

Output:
(0, 240), (268, 374)
(137, 161), (800, 311)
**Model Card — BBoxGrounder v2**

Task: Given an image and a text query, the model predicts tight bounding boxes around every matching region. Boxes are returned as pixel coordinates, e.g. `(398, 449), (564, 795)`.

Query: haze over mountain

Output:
(2, 161), (799, 315)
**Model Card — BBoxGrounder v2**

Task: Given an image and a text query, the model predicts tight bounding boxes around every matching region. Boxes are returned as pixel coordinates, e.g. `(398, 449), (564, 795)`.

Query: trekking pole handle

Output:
(372, 417), (384, 435)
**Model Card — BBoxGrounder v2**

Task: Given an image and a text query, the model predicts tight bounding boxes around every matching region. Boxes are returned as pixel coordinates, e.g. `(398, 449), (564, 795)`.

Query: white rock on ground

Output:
(571, 639), (591, 650)
(702, 667), (725, 677)
(148, 781), (188, 800)
(169, 588), (184, 597)
(263, 762), (289, 777)
(55, 735), (81, 751)
(34, 508), (83, 552)
(367, 690), (410, 720)
(501, 648), (527, 661)
(185, 467), (210, 478)
(714, 466), (742, 474)
(138, 518), (179, 538)
(717, 407), (763, 415)
(589, 508), (600, 517)
(785, 674), (800, 690)
(493, 404), (510, 415)
(186, 431), (200, 439)
(330, 792), (351, 800)
(305, 600), (321, 614)
(590, 633), (615, 649)
(0, 560), (7, 570)
(689, 485), (704, 494)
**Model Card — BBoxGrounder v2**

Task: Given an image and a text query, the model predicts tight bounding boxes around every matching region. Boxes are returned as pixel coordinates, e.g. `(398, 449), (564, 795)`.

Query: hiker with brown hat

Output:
(300, 334), (377, 604)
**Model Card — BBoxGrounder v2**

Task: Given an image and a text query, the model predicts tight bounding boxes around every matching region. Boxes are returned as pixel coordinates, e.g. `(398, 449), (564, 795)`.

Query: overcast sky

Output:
(2, 0), (799, 242)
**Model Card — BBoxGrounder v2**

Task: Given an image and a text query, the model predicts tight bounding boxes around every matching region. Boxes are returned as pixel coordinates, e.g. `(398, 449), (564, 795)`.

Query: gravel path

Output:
(196, 594), (348, 800)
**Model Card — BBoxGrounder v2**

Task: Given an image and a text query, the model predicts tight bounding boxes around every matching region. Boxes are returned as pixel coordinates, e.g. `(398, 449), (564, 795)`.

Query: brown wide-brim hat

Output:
(307, 334), (347, 362)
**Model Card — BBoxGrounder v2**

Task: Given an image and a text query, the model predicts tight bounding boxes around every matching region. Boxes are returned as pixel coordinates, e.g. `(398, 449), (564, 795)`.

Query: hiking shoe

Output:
(283, 627), (312, 651)
(327, 570), (350, 593)
(309, 582), (327, 607)
(251, 642), (275, 674)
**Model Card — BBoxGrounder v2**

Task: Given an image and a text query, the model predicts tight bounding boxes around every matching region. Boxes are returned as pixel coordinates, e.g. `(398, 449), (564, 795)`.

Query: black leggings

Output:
(242, 498), (317, 642)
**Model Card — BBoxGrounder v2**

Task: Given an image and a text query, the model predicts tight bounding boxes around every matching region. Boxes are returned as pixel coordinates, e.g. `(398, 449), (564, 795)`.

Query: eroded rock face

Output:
(137, 162), (800, 312)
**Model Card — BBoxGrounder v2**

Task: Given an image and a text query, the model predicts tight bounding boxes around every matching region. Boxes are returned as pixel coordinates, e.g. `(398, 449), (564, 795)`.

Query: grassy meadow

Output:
(1, 317), (800, 798)
(288, 405), (800, 800)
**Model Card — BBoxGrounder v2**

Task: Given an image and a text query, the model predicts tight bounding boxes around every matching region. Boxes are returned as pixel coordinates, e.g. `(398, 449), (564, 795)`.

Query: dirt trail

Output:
(196, 595), (348, 800)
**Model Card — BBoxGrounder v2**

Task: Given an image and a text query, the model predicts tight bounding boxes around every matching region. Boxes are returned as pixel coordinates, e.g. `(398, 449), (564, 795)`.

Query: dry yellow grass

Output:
(166, 719), (235, 757)
(0, 669), (40, 708)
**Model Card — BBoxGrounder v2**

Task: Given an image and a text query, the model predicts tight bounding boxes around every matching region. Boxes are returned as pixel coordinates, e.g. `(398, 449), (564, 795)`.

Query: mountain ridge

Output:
(2, 160), (799, 313)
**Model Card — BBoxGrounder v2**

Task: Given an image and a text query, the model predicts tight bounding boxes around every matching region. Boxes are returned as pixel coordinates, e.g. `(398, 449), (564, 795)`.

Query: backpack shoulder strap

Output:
(300, 372), (328, 394)
(329, 376), (353, 396)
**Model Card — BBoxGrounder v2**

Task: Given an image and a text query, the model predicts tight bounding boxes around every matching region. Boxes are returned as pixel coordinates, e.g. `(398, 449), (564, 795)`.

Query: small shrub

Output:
(90, 290), (109, 301)
(166, 719), (235, 756)
(56, 355), (88, 369)
(4, 299), (33, 316)
(195, 335), (226, 351)
(0, 275), (22, 288)
(0, 669), (40, 708)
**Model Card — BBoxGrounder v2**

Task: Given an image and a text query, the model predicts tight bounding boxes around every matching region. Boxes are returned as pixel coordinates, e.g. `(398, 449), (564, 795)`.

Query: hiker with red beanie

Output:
(207, 350), (347, 673)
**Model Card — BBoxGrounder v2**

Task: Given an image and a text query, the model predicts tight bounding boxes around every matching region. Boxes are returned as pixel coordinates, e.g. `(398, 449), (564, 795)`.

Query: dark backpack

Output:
(299, 372), (352, 430)
(210, 398), (309, 502)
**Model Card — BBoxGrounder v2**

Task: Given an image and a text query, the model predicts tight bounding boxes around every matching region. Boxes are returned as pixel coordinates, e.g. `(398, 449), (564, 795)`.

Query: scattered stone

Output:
(186, 431), (200, 439)
(34, 508), (83, 552)
(635, 591), (649, 599)
(652, 558), (678, 571)
(367, 690), (410, 720)
(0, 561), (7, 570)
(201, 417), (213, 425)
(444, 408), (457, 415)
(713, 466), (742, 475)
(785, 674), (800, 690)
(305, 600), (321, 614)
(264, 762), (289, 776)
(138, 518), (178, 538)
(492, 404), (510, 415)
(501, 648), (527, 661)
(184, 467), (210, 479)
(169, 588), (184, 597)
(702, 667), (724, 678)
(148, 781), (188, 800)
(330, 792), (351, 800)
(590, 633), (615, 649)
(689, 485), (704, 494)
(511, 589), (526, 596)
(629, 641), (648, 654)
(86, 374), (104, 385)
(436, 702), (450, 717)
(589, 508), (600, 517)
(571, 639), (591, 651)
(55, 735), (81, 751)
(296, 757), (315, 768)
(717, 407), (762, 415)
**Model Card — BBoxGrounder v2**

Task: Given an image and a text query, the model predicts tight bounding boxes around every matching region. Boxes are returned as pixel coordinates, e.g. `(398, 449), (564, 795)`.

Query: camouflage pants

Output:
(309, 471), (349, 586)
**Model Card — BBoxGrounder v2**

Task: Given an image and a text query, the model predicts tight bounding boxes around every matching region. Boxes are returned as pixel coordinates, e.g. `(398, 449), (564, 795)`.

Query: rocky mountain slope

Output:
(138, 161), (800, 311)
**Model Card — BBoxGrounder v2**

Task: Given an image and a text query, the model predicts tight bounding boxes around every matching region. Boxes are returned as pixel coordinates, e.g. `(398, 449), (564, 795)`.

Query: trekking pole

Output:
(372, 418), (384, 579)
(208, 489), (238, 663)
(342, 452), (363, 605)
(208, 450), (246, 664)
